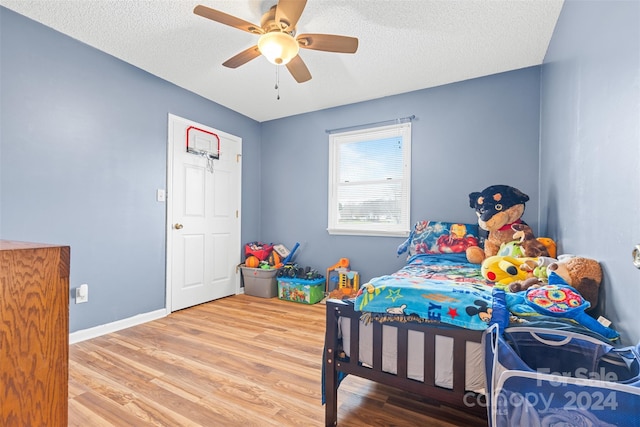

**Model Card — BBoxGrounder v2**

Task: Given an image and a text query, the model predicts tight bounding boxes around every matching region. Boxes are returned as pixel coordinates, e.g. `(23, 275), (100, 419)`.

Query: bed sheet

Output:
(354, 253), (495, 330)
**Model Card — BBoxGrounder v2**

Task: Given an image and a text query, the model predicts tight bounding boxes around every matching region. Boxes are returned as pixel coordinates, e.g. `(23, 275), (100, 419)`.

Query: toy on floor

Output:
(326, 258), (349, 292)
(281, 242), (300, 265)
(244, 241), (274, 260)
(245, 255), (260, 268)
(328, 269), (360, 300)
(326, 258), (359, 300)
(277, 263), (322, 280)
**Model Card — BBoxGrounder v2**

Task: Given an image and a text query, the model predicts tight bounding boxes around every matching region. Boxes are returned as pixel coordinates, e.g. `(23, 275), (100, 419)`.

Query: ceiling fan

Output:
(194, 0), (358, 83)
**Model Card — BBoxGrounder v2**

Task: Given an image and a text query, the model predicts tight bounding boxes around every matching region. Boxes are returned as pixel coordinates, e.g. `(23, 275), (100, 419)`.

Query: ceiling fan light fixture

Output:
(258, 32), (299, 65)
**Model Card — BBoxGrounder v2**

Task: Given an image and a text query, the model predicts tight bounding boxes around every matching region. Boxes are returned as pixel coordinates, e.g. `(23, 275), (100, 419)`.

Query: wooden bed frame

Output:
(324, 299), (488, 426)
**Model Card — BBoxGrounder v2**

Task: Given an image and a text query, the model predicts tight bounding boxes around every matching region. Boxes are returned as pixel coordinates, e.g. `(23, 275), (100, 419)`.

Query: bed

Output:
(322, 221), (626, 426)
(323, 221), (492, 425)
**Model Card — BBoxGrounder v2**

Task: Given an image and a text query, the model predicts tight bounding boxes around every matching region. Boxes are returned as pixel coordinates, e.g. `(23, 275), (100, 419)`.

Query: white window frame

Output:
(327, 122), (411, 237)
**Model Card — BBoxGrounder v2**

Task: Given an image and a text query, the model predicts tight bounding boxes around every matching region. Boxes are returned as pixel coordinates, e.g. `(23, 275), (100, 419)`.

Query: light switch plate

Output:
(156, 189), (166, 202)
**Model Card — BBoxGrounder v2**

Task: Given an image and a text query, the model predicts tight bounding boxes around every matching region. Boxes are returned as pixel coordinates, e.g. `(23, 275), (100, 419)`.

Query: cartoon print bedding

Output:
(354, 253), (495, 330)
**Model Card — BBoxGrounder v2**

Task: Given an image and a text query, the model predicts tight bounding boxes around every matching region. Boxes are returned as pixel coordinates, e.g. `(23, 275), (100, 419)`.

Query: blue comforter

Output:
(354, 253), (495, 330)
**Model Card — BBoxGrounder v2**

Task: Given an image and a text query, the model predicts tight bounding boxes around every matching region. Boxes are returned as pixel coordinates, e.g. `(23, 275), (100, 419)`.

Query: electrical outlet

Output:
(76, 284), (88, 304)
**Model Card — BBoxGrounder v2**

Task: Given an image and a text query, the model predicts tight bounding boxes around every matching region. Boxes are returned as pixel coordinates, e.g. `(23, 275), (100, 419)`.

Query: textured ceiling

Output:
(0, 0), (564, 122)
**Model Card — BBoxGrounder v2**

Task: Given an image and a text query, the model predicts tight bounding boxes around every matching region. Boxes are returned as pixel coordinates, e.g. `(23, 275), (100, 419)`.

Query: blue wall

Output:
(260, 68), (542, 281)
(540, 0), (640, 345)
(0, 7), (262, 332)
(0, 5), (543, 333)
(7, 2), (636, 346)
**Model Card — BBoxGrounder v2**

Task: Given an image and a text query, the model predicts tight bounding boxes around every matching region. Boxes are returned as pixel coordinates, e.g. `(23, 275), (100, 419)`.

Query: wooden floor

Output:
(69, 294), (489, 426)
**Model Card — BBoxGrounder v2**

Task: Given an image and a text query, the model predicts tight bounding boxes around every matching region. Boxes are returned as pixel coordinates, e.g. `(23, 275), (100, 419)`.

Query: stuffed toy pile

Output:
(465, 185), (611, 336)
(464, 185), (617, 340)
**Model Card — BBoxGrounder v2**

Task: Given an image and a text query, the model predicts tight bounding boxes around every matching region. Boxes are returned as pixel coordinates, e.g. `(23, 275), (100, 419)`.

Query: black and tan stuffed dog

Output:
(466, 185), (547, 263)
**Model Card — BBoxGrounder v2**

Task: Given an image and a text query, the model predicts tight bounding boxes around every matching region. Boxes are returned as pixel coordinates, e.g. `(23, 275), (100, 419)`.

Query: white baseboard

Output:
(69, 308), (168, 344)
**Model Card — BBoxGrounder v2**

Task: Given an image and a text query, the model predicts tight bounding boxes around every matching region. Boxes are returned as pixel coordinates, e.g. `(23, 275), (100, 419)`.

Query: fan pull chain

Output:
(275, 66), (280, 100)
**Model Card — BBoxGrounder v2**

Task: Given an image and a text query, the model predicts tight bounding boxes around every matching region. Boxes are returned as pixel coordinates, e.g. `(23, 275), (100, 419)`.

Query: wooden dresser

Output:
(0, 240), (70, 426)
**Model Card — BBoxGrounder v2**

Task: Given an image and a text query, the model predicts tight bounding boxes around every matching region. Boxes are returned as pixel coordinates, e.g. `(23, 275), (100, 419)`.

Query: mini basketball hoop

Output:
(186, 126), (220, 172)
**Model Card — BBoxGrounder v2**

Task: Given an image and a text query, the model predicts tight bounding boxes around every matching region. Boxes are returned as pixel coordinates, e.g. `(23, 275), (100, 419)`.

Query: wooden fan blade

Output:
(194, 5), (263, 35)
(222, 46), (261, 69)
(275, 0), (307, 31)
(297, 33), (358, 53)
(286, 55), (312, 83)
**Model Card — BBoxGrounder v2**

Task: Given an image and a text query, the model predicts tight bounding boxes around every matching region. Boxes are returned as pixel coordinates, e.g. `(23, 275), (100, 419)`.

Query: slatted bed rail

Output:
(324, 299), (487, 426)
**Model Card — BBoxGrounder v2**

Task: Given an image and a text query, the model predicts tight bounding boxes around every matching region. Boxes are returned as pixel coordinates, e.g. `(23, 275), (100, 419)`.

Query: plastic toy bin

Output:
(241, 267), (278, 298)
(277, 277), (325, 304)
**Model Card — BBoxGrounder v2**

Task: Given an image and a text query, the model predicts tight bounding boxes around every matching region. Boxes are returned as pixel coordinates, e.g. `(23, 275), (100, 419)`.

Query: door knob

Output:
(633, 244), (640, 269)
(174, 223), (183, 230)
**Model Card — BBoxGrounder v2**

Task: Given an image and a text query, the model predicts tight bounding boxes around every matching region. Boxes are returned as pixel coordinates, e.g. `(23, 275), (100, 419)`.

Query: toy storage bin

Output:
(277, 277), (325, 304)
(241, 267), (278, 298)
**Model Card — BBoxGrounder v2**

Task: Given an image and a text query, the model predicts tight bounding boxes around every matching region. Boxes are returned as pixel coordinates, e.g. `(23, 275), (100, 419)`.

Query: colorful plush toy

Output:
(511, 223), (550, 258)
(497, 240), (525, 258)
(466, 185), (538, 264)
(547, 256), (603, 310)
(517, 256), (556, 279)
(508, 276), (545, 293)
(481, 255), (531, 289)
(506, 284), (619, 340)
(536, 237), (557, 259)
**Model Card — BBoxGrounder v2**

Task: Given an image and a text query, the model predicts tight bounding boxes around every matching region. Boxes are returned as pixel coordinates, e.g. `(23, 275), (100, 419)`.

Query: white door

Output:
(167, 114), (242, 312)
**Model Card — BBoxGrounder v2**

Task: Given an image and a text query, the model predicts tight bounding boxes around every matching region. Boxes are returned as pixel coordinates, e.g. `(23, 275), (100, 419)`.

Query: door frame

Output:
(165, 113), (243, 312)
